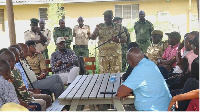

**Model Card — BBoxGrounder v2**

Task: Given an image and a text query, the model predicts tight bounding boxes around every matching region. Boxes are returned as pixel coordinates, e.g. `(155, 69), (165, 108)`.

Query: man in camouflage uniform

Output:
(90, 10), (127, 74)
(145, 30), (168, 65)
(73, 16), (90, 57)
(39, 19), (51, 59)
(53, 19), (73, 49)
(134, 10), (154, 53)
(113, 17), (131, 72)
(24, 18), (47, 53)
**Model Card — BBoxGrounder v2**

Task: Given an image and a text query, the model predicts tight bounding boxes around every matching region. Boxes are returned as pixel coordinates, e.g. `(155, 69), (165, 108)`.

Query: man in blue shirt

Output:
(117, 47), (172, 111)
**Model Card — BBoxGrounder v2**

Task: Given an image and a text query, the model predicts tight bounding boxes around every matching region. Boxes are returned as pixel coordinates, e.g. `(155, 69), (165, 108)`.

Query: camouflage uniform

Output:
(53, 27), (73, 49)
(121, 27), (131, 72)
(11, 69), (32, 104)
(73, 25), (90, 57)
(40, 28), (51, 59)
(134, 20), (154, 53)
(146, 40), (168, 64)
(95, 23), (126, 74)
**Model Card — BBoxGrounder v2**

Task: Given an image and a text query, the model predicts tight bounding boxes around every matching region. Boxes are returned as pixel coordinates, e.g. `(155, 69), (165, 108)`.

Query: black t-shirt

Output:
(191, 57), (199, 81)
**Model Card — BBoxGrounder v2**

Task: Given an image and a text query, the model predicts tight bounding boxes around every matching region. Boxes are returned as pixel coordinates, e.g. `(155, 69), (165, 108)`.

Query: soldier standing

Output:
(24, 18), (47, 53)
(134, 10), (154, 53)
(53, 19), (73, 49)
(39, 19), (51, 59)
(73, 16), (90, 57)
(113, 17), (131, 72)
(90, 10), (127, 74)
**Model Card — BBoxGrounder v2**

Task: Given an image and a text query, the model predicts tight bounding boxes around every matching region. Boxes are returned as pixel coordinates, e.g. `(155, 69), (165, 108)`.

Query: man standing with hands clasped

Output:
(90, 10), (127, 74)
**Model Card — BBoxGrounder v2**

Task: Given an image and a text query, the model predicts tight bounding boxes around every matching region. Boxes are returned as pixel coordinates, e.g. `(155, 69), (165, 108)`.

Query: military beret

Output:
(113, 17), (122, 20)
(103, 10), (113, 16)
(165, 31), (181, 41)
(151, 30), (163, 36)
(30, 18), (39, 24)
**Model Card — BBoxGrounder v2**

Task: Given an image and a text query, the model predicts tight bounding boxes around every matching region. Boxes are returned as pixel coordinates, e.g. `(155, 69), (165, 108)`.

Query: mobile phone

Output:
(100, 92), (116, 94)
(171, 104), (175, 111)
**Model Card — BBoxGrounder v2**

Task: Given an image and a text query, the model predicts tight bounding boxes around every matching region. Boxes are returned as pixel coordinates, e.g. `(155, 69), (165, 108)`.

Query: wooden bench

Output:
(46, 99), (65, 111)
(83, 57), (96, 74)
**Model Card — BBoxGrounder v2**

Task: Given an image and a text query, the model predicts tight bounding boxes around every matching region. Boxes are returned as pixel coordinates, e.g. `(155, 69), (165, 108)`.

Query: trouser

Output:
(31, 99), (46, 111)
(73, 45), (89, 57)
(31, 75), (65, 98)
(136, 40), (151, 53)
(121, 46), (128, 72)
(28, 102), (41, 111)
(176, 78), (199, 111)
(99, 54), (122, 74)
(158, 66), (173, 79)
(42, 48), (49, 60)
(56, 67), (79, 85)
(33, 93), (52, 108)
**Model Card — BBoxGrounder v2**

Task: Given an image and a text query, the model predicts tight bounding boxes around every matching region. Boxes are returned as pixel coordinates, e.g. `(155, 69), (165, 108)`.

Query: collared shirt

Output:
(73, 25), (90, 45)
(134, 19), (154, 42)
(95, 22), (126, 56)
(162, 43), (179, 67)
(123, 58), (172, 111)
(0, 76), (19, 108)
(40, 28), (51, 49)
(24, 30), (45, 52)
(26, 53), (46, 75)
(50, 49), (78, 74)
(146, 40), (168, 64)
(53, 27), (73, 49)
(15, 62), (29, 89)
(11, 69), (32, 104)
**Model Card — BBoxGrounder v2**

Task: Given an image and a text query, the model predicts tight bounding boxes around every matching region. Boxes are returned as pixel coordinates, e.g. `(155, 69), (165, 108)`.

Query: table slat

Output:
(81, 74), (99, 99)
(112, 73), (121, 97)
(89, 73), (105, 99)
(73, 75), (93, 99)
(105, 73), (115, 99)
(58, 75), (82, 100)
(65, 75), (87, 100)
(97, 73), (110, 99)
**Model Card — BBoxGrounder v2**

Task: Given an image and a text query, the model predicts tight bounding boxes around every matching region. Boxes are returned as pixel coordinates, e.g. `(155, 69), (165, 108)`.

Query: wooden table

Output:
(58, 73), (134, 111)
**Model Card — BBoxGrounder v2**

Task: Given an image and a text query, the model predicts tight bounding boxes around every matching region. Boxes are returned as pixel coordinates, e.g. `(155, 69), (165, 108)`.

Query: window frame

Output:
(39, 7), (48, 20)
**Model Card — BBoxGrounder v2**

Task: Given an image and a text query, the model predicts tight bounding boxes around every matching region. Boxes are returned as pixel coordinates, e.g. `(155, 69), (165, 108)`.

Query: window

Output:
(39, 8), (48, 20)
(0, 9), (5, 31)
(158, 12), (169, 22)
(115, 4), (139, 20)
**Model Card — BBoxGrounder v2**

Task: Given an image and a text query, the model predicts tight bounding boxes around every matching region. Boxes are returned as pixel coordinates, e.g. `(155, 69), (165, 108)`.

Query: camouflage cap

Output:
(30, 18), (39, 24)
(103, 10), (113, 16)
(165, 31), (181, 40)
(151, 30), (163, 36)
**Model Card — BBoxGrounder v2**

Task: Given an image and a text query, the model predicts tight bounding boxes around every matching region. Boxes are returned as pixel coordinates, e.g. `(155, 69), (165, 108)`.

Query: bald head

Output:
(0, 50), (15, 70)
(127, 47), (144, 68)
(0, 60), (11, 80)
(8, 47), (20, 63)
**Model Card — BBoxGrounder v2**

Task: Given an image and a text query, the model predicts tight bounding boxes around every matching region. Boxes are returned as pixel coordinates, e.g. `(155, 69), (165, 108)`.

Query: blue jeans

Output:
(28, 103), (41, 111)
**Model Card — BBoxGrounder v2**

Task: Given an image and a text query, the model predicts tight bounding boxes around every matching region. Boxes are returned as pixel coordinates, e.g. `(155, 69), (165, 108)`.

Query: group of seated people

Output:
(0, 37), (80, 111)
(0, 30), (199, 111)
(119, 30), (199, 111)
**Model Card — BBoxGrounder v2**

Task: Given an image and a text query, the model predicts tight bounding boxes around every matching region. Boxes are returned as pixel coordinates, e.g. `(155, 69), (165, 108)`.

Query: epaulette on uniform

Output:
(24, 30), (29, 33)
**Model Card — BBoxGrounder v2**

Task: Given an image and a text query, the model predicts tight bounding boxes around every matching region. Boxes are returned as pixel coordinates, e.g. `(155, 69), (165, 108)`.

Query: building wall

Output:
(0, 0), (198, 48)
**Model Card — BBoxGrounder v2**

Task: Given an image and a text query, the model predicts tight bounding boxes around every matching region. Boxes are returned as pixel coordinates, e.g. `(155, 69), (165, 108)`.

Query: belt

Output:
(73, 45), (88, 49)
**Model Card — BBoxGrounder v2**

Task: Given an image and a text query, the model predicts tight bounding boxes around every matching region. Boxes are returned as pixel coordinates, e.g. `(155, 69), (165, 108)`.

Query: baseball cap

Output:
(165, 31), (181, 40)
(56, 37), (65, 44)
(151, 30), (163, 36)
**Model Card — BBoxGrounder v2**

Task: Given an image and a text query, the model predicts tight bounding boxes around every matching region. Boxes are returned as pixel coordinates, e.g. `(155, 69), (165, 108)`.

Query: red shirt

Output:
(162, 43), (179, 67)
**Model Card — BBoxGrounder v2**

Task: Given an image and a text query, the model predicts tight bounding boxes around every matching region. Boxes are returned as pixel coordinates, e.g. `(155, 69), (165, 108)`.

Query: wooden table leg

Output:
(113, 99), (124, 111)
(69, 100), (79, 111)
